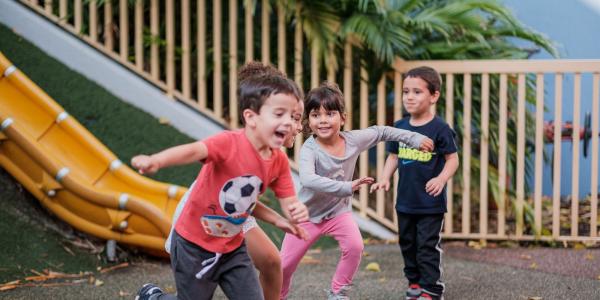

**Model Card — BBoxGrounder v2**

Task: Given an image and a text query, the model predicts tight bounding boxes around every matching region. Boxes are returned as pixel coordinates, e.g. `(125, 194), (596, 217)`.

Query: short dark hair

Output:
(405, 66), (442, 94)
(304, 81), (345, 117)
(238, 61), (285, 82)
(238, 75), (303, 125)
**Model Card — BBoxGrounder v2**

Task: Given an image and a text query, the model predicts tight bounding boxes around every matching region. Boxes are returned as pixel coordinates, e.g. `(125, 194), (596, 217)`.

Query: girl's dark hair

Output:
(405, 66), (442, 94)
(304, 81), (345, 118)
(238, 74), (303, 125)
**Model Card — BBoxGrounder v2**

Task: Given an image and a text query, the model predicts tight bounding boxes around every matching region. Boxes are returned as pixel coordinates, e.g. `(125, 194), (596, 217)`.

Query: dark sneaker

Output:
(406, 283), (422, 300)
(135, 283), (164, 300)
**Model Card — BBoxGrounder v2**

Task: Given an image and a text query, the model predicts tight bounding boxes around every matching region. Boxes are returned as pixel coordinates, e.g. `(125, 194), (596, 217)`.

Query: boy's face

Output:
(402, 76), (439, 116)
(283, 100), (304, 148)
(250, 93), (297, 149)
(307, 106), (344, 141)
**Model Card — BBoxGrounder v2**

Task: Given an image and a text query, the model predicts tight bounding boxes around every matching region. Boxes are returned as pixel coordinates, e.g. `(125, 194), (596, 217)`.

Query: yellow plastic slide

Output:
(0, 52), (187, 256)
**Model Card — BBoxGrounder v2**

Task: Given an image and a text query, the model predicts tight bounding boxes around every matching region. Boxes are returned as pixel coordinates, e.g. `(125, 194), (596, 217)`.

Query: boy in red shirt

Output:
(132, 73), (309, 300)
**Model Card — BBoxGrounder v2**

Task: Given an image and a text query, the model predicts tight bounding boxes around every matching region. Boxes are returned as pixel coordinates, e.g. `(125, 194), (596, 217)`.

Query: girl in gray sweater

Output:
(279, 82), (434, 300)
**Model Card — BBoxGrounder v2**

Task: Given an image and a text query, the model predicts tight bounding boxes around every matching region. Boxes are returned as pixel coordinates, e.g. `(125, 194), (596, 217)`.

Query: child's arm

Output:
(299, 145), (374, 196)
(252, 201), (309, 240)
(370, 154), (399, 193)
(354, 126), (434, 153)
(425, 152), (459, 196)
(131, 141), (207, 175)
(278, 196), (309, 223)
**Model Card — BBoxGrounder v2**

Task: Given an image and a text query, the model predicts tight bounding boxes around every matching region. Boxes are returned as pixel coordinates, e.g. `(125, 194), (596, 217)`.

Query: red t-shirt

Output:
(175, 129), (295, 253)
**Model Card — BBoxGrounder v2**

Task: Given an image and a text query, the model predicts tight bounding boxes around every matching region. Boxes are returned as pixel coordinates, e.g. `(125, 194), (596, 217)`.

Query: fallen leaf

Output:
(527, 297), (542, 300)
(365, 262), (381, 272)
(529, 262), (538, 269)
(363, 238), (372, 245)
(467, 241), (482, 250)
(94, 279), (104, 287)
(62, 245), (75, 256)
(99, 262), (130, 273)
(573, 243), (586, 250)
(362, 251), (370, 257)
(307, 249), (322, 254)
(119, 290), (131, 297)
(0, 285), (17, 291)
(520, 254), (532, 260)
(378, 277), (386, 282)
(300, 255), (321, 265)
(597, 275), (600, 281)
(158, 117), (170, 125)
(585, 253), (594, 261)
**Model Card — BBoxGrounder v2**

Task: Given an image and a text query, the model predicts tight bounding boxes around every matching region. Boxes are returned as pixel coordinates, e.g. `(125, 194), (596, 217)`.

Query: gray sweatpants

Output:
(157, 230), (264, 300)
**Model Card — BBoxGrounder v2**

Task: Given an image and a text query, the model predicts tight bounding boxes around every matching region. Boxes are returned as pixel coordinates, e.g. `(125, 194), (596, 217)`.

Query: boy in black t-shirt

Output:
(371, 66), (459, 300)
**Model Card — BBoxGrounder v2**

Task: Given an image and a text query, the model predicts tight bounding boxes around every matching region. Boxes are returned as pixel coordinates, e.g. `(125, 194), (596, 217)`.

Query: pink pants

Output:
(279, 212), (364, 299)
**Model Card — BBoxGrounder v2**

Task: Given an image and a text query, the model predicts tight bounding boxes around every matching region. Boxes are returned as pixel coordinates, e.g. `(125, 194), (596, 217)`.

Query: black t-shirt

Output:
(386, 116), (457, 214)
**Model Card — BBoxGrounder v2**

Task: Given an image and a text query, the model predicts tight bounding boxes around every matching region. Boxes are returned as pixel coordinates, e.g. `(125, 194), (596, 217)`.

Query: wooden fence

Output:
(19, 0), (600, 242)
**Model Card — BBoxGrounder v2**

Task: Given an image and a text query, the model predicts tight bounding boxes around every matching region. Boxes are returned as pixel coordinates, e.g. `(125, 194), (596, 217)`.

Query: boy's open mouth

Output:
(274, 130), (288, 139)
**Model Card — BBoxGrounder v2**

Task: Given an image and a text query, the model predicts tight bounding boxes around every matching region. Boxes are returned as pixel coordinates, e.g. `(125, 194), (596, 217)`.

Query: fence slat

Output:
(480, 73), (489, 238)
(134, 0), (143, 70)
(498, 74), (508, 237)
(462, 73), (472, 235)
(327, 45), (335, 82)
(277, 4), (285, 73)
(393, 70), (402, 227)
(359, 67), (368, 217)
(104, 0), (113, 51)
(119, 0), (127, 61)
(150, 0), (159, 80)
(89, 0), (97, 41)
(229, 0), (238, 128)
(166, 0), (175, 98)
(311, 47), (319, 89)
(552, 73), (563, 238)
(214, 0), (223, 116)
(198, 0), (206, 109)
(591, 73), (599, 237)
(182, 0), (191, 99)
(293, 7), (303, 163)
(571, 73), (581, 237)
(376, 76), (386, 219)
(516, 74), (526, 237)
(261, 0), (269, 64)
(343, 42), (353, 131)
(59, 0), (66, 24)
(245, 3), (253, 62)
(534, 74), (544, 236)
(75, 0), (82, 33)
(445, 73), (454, 234)
(45, 0), (52, 14)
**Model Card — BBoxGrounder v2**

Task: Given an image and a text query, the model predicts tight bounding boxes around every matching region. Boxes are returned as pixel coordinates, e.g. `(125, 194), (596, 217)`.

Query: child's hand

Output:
(274, 218), (310, 240)
(369, 180), (390, 193)
(351, 177), (375, 192)
(425, 176), (445, 196)
(420, 137), (435, 152)
(131, 155), (159, 175)
(287, 201), (309, 223)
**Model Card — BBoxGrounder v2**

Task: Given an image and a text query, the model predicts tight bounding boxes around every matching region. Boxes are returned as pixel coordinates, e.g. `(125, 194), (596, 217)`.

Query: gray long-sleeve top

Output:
(298, 125), (426, 223)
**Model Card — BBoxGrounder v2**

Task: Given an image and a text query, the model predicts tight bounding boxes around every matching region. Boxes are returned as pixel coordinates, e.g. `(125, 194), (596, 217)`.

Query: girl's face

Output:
(402, 76), (439, 117)
(308, 105), (344, 141)
(283, 100), (304, 148)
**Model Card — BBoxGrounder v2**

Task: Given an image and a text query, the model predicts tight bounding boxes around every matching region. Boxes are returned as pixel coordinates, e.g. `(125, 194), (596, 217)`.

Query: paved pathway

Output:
(2, 242), (599, 299)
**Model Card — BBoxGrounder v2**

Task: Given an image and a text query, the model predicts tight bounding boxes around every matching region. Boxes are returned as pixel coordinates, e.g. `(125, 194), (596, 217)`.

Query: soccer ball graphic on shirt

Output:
(219, 175), (263, 217)
(202, 175), (264, 238)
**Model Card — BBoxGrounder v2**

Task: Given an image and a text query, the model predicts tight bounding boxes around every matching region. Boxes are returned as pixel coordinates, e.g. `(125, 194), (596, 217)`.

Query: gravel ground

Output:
(2, 242), (599, 299)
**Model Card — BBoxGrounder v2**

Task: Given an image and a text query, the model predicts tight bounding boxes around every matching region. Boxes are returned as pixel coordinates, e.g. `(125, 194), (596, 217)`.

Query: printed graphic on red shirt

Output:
(201, 175), (263, 238)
